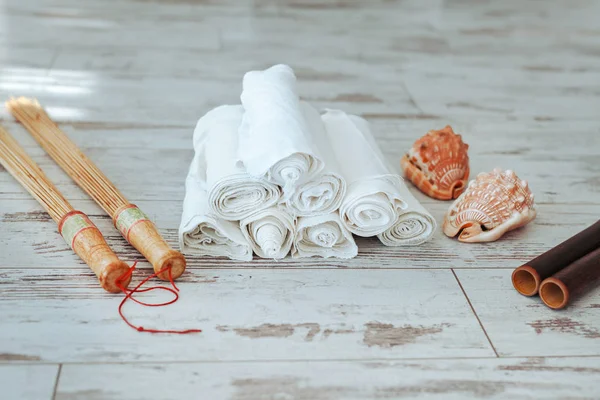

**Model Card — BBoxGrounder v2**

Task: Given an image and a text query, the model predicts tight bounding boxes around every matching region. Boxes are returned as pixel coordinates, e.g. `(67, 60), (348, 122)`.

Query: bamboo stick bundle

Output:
(6, 97), (186, 281)
(0, 125), (131, 292)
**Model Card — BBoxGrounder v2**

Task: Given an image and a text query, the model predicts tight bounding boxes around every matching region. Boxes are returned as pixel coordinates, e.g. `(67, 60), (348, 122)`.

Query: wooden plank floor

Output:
(0, 0), (599, 398)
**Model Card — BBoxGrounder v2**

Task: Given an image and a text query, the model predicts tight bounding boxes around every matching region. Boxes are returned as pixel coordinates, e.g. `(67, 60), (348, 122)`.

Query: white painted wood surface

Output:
(0, 269), (493, 362)
(0, 365), (59, 400)
(56, 358), (600, 400)
(1, 0), (599, 398)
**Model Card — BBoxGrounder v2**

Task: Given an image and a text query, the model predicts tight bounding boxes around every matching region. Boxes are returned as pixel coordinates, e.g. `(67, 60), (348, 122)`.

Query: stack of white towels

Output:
(178, 64), (436, 261)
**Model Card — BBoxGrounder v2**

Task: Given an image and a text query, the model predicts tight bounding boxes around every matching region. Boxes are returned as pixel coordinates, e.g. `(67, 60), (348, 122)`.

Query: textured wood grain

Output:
(0, 364), (59, 400)
(0, 118), (598, 204)
(2, 198), (599, 269)
(0, 268), (493, 362)
(1, 12), (220, 50)
(1, 115), (598, 269)
(56, 357), (600, 400)
(0, 47), (57, 69)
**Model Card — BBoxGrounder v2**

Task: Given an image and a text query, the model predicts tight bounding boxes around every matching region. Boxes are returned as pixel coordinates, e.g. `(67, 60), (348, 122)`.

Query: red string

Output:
(115, 262), (202, 334)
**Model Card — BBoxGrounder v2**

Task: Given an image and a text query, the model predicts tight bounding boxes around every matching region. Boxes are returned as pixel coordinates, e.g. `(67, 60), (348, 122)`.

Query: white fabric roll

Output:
(179, 154), (253, 261)
(201, 105), (281, 221)
(292, 212), (358, 259)
(321, 109), (405, 236)
(339, 176), (407, 237)
(321, 109), (436, 244)
(240, 206), (295, 259)
(281, 102), (346, 216)
(378, 183), (437, 246)
(239, 64), (324, 194)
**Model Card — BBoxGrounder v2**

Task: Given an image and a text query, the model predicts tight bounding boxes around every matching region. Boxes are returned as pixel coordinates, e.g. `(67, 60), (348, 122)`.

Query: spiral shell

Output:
(401, 125), (470, 200)
(443, 168), (536, 243)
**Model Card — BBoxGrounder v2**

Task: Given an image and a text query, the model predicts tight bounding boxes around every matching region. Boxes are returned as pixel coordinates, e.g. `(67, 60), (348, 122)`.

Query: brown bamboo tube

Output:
(512, 220), (600, 296)
(539, 247), (600, 309)
(6, 97), (186, 281)
(0, 125), (131, 293)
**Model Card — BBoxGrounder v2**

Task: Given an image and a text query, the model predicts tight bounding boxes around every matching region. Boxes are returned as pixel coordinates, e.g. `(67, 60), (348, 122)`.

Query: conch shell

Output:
(401, 125), (469, 200)
(443, 168), (536, 243)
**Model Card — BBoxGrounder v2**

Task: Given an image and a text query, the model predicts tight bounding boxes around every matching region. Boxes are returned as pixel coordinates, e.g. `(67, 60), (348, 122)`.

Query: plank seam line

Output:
(47, 47), (62, 72)
(51, 363), (62, 400)
(400, 80), (424, 114)
(452, 269), (500, 358)
(0, 266), (519, 271)
(5, 354), (600, 366)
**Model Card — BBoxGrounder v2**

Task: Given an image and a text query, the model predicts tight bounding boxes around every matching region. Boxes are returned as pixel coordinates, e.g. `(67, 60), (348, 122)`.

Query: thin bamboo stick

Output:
(6, 97), (186, 281)
(0, 125), (131, 292)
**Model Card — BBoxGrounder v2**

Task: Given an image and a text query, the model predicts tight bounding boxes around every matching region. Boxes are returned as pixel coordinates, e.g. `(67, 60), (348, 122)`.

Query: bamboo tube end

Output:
(540, 278), (569, 309)
(154, 250), (187, 281)
(100, 260), (132, 293)
(512, 265), (541, 296)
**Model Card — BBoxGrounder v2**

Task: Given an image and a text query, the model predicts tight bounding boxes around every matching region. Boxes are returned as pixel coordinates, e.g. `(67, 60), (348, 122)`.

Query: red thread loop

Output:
(115, 262), (202, 334)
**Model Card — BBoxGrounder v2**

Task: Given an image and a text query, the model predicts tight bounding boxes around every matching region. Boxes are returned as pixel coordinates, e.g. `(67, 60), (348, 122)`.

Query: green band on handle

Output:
(60, 213), (94, 249)
(115, 206), (150, 240)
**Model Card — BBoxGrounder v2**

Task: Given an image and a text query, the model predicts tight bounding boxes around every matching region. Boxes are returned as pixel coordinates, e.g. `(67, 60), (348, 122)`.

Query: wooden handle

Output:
(59, 211), (132, 293)
(114, 204), (186, 281)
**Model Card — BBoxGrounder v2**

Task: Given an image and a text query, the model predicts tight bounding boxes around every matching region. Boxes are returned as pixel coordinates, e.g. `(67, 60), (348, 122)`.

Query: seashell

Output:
(443, 168), (536, 243)
(401, 125), (470, 200)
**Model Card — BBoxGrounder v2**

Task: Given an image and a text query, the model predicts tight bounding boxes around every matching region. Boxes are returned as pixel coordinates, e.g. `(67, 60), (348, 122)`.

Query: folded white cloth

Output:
(199, 105), (281, 221)
(281, 102), (346, 217)
(239, 64), (324, 195)
(179, 154), (253, 261)
(240, 206), (295, 259)
(321, 109), (435, 244)
(292, 212), (358, 259)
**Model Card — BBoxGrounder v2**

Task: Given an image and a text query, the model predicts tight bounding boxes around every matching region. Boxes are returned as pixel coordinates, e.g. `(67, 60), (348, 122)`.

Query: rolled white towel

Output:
(239, 64), (324, 195)
(198, 105), (281, 221)
(378, 183), (437, 246)
(321, 109), (405, 236)
(339, 176), (407, 237)
(292, 212), (358, 259)
(240, 206), (295, 259)
(321, 109), (435, 244)
(281, 102), (346, 217)
(179, 155), (253, 261)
